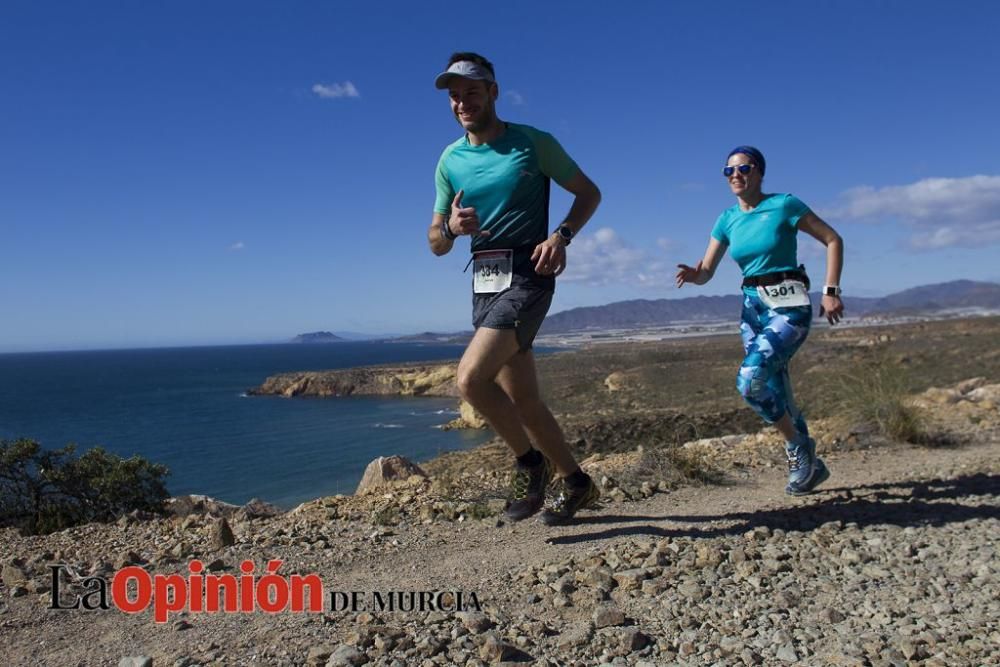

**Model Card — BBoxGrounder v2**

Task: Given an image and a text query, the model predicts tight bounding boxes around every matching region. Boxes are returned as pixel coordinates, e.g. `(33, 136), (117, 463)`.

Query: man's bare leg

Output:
(494, 349), (579, 477)
(458, 327), (560, 521)
(495, 351), (598, 524)
(455, 327), (533, 456)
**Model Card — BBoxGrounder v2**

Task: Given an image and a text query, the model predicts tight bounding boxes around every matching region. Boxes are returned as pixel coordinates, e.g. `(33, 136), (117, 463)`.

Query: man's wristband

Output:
(441, 217), (457, 241)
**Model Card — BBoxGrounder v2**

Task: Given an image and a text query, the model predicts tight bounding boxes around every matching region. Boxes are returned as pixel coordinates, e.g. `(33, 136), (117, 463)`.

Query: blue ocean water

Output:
(0, 343), (494, 509)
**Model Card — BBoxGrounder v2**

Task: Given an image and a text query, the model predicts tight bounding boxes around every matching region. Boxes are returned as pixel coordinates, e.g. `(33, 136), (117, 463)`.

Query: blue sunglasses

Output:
(723, 164), (755, 177)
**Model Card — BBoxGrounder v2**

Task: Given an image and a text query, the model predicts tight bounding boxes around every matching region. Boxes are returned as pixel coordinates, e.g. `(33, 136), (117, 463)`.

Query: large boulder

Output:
(441, 401), (489, 430)
(459, 400), (489, 429)
(2, 560), (28, 586)
(165, 494), (241, 518)
(237, 497), (282, 519)
(967, 384), (1000, 404)
(355, 456), (426, 495)
(210, 517), (236, 550)
(604, 371), (627, 392)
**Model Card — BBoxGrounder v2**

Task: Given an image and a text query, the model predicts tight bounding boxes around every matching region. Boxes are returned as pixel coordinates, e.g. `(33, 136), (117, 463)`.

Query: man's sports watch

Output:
(556, 225), (574, 245)
(823, 285), (842, 297)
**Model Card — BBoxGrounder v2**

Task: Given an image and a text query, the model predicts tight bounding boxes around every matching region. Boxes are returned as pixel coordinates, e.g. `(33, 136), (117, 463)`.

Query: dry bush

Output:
(833, 347), (925, 443)
(369, 505), (400, 526)
(611, 444), (726, 490)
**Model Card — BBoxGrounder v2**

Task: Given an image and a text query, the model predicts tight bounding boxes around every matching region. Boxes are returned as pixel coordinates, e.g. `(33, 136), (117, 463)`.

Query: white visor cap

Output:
(434, 60), (495, 89)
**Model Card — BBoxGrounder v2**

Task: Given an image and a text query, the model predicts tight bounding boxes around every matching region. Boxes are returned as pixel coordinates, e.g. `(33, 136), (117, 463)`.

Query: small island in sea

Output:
(290, 331), (346, 344)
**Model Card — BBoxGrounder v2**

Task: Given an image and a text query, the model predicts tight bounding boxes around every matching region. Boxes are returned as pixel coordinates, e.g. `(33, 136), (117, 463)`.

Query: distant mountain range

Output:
(539, 280), (1000, 334)
(852, 280), (1000, 312)
(291, 280), (1000, 342)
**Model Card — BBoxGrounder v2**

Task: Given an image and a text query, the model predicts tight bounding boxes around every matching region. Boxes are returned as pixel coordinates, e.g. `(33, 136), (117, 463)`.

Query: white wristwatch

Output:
(823, 285), (842, 297)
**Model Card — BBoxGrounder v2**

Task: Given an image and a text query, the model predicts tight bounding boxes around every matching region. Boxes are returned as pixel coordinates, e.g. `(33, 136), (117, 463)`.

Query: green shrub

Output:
(0, 438), (169, 535)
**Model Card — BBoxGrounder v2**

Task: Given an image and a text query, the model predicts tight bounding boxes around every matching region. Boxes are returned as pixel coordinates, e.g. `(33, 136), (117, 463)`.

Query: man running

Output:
(427, 52), (602, 524)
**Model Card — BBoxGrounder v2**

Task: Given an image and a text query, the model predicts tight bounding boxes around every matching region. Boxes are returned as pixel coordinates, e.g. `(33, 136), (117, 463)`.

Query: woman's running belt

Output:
(741, 266), (810, 290)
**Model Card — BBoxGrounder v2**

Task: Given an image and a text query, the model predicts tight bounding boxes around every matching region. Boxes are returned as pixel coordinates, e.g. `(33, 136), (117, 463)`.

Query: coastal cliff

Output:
(248, 363), (459, 398)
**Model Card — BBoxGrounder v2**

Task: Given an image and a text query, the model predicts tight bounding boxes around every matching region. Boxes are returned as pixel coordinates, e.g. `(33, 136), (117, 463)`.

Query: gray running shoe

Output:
(505, 457), (554, 521)
(785, 437), (830, 495)
(540, 475), (601, 525)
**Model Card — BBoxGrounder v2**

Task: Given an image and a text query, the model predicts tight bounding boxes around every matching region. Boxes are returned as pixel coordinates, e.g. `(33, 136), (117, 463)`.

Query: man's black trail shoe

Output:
(539, 475), (600, 525)
(504, 457), (554, 521)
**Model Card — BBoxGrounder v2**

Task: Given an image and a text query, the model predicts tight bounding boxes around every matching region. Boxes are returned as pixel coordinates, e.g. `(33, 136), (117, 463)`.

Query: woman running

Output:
(676, 146), (844, 495)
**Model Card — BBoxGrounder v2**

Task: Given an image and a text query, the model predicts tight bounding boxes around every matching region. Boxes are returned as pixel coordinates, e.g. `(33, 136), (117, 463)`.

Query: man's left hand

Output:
(531, 235), (567, 276)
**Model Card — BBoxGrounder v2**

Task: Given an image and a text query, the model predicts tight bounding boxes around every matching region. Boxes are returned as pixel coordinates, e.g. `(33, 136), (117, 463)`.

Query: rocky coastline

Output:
(248, 363), (491, 429)
(248, 364), (459, 399)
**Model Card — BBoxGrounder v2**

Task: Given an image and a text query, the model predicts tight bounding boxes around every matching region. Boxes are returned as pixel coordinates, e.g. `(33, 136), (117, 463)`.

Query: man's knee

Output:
(456, 364), (492, 401)
(455, 367), (477, 400)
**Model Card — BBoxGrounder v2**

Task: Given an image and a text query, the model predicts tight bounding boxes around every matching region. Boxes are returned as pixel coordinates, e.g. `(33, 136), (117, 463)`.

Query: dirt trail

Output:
(332, 437), (999, 591)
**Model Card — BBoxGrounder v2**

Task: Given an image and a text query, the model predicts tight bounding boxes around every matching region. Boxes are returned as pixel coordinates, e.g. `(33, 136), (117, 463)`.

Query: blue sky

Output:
(2, 1), (998, 352)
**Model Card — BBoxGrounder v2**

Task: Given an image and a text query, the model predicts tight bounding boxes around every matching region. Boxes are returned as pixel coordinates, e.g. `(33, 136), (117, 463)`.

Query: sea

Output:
(0, 343), (497, 509)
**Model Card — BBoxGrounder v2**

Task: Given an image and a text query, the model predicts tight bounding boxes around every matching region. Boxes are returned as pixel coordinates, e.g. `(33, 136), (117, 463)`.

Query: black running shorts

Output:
(472, 286), (553, 351)
(469, 245), (555, 351)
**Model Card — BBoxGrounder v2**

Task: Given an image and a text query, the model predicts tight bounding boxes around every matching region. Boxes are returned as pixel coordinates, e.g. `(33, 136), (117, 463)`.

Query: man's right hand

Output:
(448, 190), (490, 237)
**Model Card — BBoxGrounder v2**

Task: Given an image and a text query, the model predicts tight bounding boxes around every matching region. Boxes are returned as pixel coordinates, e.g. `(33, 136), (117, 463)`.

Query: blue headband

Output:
(728, 146), (766, 176)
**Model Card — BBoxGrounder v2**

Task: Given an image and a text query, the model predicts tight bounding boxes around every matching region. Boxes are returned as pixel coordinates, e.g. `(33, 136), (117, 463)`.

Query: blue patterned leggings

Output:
(737, 290), (812, 436)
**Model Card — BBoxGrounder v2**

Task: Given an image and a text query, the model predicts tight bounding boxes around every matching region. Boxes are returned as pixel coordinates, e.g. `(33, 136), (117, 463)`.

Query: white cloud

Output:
(504, 90), (525, 105)
(824, 175), (1000, 249)
(561, 227), (674, 287)
(229, 241), (245, 251)
(312, 81), (360, 99)
(656, 237), (675, 251)
(910, 223), (1000, 249)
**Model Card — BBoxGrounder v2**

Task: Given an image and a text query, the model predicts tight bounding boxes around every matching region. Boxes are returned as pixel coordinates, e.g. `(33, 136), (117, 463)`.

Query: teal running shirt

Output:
(711, 193), (812, 278)
(434, 123), (579, 252)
